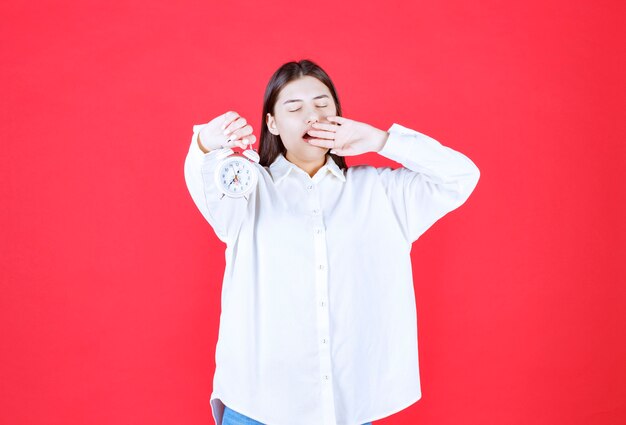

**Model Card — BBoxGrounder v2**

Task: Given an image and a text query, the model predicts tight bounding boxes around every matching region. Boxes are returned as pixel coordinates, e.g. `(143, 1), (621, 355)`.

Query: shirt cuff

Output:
(376, 122), (480, 185)
(378, 123), (427, 161)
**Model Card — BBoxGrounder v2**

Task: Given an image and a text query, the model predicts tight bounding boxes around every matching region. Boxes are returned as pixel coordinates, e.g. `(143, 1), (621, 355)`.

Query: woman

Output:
(184, 59), (480, 425)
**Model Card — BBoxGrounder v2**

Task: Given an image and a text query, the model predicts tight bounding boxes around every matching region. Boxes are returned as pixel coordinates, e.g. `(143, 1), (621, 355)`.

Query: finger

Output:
(224, 117), (248, 136)
(223, 138), (246, 150)
(224, 135), (244, 149)
(228, 132), (256, 149)
(227, 123), (253, 142)
(307, 128), (335, 140)
(221, 111), (240, 130)
(306, 138), (335, 149)
(325, 115), (345, 125)
(238, 135), (256, 148)
(312, 122), (337, 132)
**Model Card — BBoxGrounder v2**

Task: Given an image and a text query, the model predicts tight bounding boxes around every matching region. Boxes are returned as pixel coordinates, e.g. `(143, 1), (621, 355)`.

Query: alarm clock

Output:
(213, 146), (260, 200)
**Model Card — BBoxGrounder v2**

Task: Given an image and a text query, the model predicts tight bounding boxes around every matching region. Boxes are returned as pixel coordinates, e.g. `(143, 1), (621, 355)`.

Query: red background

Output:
(2, 0), (625, 424)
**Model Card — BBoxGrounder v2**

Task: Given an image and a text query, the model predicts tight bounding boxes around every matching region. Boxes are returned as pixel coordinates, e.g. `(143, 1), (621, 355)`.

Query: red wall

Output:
(1, 1), (624, 424)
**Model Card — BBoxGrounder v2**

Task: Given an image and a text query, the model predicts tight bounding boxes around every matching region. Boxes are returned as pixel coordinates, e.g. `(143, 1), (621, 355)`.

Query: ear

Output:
(266, 113), (279, 136)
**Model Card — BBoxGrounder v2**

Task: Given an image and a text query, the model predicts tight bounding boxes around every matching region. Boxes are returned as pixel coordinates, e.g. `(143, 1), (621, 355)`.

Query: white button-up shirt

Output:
(184, 122), (480, 425)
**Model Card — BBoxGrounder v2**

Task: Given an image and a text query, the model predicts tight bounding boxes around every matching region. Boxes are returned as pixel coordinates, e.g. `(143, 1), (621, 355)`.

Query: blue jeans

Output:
(223, 404), (373, 425)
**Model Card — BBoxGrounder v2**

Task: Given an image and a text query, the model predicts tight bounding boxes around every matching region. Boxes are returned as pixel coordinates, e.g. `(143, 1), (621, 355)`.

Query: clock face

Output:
(217, 156), (257, 197)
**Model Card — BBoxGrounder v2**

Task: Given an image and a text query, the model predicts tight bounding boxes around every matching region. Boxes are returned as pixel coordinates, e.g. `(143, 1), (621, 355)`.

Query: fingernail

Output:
(223, 129), (230, 135)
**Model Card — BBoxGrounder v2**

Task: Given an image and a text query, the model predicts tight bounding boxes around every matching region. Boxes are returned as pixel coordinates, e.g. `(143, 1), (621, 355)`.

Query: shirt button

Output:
(322, 338), (327, 344)
(316, 228), (322, 234)
(318, 264), (325, 270)
(320, 300), (325, 307)
(324, 375), (329, 380)
(313, 209), (319, 214)
(307, 184), (313, 190)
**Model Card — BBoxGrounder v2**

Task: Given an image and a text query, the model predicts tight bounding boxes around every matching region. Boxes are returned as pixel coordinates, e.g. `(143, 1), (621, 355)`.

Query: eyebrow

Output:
(282, 94), (330, 105)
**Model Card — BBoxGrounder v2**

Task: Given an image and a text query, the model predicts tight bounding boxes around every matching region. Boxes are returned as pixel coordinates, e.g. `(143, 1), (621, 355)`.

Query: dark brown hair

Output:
(258, 59), (347, 170)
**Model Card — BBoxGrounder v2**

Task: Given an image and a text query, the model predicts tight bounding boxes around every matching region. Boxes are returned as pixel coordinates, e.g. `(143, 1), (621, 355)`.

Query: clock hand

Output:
(228, 164), (239, 187)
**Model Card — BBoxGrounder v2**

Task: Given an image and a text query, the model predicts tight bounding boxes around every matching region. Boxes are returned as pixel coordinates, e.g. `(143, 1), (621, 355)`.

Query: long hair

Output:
(258, 59), (347, 170)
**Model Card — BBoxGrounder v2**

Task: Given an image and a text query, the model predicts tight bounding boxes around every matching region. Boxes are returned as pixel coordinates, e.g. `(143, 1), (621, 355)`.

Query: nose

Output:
(306, 113), (326, 125)
(306, 106), (326, 123)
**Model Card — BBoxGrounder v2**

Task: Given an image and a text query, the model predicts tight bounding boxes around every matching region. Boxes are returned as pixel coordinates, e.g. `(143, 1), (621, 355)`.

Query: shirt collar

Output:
(269, 153), (346, 185)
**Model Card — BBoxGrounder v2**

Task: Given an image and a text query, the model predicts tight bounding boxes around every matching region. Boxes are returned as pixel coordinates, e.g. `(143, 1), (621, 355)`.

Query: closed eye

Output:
(289, 105), (328, 112)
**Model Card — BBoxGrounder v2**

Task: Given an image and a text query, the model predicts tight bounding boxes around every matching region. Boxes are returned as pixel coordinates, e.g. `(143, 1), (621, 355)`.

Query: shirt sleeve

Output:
(376, 122), (481, 244)
(183, 123), (250, 244)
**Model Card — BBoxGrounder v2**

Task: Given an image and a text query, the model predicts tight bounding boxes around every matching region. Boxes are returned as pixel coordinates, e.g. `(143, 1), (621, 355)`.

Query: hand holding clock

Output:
(198, 111), (256, 152)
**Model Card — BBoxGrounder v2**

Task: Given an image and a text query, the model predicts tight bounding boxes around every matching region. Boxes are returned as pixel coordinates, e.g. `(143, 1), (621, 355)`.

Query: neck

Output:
(285, 151), (327, 178)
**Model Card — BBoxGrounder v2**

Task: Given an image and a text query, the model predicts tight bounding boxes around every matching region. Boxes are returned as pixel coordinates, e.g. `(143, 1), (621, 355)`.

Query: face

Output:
(266, 76), (337, 164)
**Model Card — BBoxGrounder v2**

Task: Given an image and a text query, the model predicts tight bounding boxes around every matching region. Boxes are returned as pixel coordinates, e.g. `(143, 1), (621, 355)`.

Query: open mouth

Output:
(302, 129), (313, 141)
